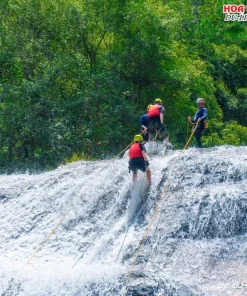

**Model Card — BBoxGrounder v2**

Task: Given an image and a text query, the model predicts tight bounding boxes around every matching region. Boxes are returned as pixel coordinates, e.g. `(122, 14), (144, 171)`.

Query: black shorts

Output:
(129, 158), (146, 173)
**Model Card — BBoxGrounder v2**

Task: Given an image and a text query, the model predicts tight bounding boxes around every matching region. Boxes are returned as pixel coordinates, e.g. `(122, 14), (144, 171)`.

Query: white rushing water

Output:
(0, 145), (247, 295)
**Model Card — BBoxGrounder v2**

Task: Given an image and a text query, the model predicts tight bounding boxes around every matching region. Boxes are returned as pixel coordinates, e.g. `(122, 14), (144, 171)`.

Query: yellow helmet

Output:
(134, 134), (143, 142)
(147, 104), (153, 110)
(154, 98), (162, 104)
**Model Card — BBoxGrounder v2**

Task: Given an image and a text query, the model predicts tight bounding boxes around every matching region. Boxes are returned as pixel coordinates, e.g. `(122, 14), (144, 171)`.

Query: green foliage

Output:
(204, 120), (247, 147)
(0, 0), (246, 173)
(66, 152), (96, 163)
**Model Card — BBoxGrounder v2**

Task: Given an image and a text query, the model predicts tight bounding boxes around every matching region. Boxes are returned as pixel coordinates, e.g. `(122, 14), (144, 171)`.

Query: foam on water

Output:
(1, 146), (247, 295)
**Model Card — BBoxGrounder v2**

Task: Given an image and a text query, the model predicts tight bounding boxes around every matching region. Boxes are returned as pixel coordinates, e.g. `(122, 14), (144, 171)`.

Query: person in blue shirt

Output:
(187, 98), (208, 148)
(140, 104), (152, 141)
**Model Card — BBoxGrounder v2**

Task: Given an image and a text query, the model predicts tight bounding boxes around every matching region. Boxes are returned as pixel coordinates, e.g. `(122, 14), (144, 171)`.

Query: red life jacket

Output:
(148, 105), (160, 118)
(129, 143), (143, 159)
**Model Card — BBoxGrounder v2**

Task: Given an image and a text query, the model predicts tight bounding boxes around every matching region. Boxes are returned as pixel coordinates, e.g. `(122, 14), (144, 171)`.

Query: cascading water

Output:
(0, 146), (247, 295)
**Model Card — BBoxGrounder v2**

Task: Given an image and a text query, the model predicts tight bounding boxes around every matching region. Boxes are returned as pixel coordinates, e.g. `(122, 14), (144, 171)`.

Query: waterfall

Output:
(1, 146), (247, 295)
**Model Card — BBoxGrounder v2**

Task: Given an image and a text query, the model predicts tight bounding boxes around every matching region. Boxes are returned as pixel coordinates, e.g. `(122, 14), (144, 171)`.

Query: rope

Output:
(25, 130), (146, 266)
(152, 128), (162, 142)
(72, 132), (148, 266)
(115, 173), (146, 262)
(114, 141), (134, 159)
(153, 130), (158, 142)
(186, 120), (190, 144)
(72, 228), (102, 268)
(114, 130), (145, 159)
(115, 226), (130, 263)
(24, 165), (107, 266)
(184, 121), (198, 150)
(152, 124), (169, 143)
(25, 208), (72, 265)
(185, 120), (198, 148)
(123, 122), (198, 293)
(143, 190), (176, 271)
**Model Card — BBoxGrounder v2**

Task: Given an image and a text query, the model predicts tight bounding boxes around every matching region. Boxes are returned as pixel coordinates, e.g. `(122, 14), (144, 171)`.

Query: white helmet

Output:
(196, 98), (205, 104)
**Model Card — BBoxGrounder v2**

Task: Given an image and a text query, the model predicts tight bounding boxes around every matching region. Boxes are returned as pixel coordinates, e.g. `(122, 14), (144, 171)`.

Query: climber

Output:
(187, 98), (208, 148)
(140, 104), (152, 141)
(147, 98), (168, 142)
(128, 134), (151, 184)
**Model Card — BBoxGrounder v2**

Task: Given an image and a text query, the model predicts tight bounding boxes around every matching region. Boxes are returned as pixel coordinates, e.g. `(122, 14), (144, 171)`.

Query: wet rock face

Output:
(1, 278), (23, 296)
(0, 189), (12, 203)
(1, 146), (247, 296)
(0, 194), (9, 202)
(174, 197), (247, 239)
(198, 161), (247, 187)
(167, 148), (247, 240)
(192, 197), (247, 239)
(125, 276), (200, 296)
(126, 285), (156, 296)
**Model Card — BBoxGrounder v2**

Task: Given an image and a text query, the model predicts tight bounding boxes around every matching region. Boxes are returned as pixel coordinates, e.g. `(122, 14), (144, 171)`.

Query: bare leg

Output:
(146, 168), (151, 184)
(133, 172), (138, 182)
(164, 136), (169, 143)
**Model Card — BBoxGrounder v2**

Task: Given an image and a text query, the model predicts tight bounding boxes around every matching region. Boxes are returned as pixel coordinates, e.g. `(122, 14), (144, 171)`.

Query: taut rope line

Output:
(25, 208), (71, 265)
(25, 131), (145, 266)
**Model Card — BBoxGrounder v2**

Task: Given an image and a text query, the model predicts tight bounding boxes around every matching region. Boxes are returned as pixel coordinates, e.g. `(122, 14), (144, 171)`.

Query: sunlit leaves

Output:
(0, 0), (246, 172)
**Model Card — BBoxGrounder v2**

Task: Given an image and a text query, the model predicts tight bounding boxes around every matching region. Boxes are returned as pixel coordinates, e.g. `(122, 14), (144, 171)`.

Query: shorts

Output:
(129, 158), (146, 173)
(148, 117), (168, 141)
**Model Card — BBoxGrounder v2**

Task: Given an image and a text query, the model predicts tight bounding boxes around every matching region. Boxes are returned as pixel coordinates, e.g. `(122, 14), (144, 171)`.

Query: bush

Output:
(204, 120), (247, 147)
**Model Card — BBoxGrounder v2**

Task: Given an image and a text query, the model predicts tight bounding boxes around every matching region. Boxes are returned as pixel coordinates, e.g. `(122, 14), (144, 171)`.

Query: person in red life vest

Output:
(147, 98), (168, 142)
(128, 134), (151, 184)
(187, 98), (208, 148)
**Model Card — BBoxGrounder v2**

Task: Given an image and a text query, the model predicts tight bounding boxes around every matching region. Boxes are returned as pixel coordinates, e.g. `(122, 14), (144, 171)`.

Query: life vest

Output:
(129, 143), (143, 159)
(148, 105), (160, 118)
